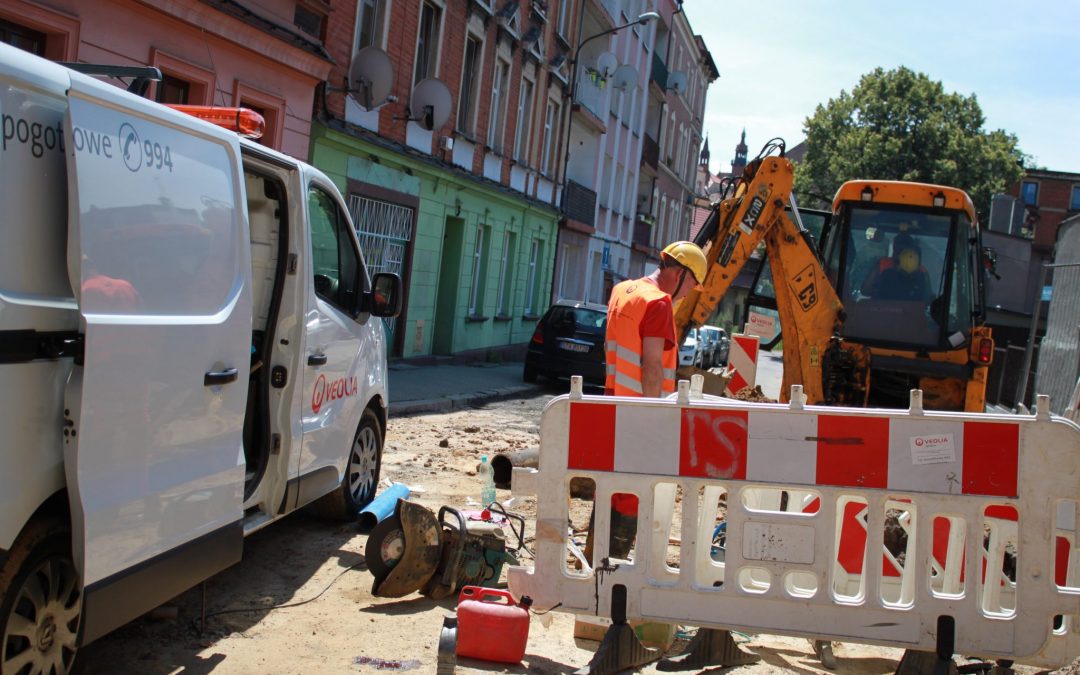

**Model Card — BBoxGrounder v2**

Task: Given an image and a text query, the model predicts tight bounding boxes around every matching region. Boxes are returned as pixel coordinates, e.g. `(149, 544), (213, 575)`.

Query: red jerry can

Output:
(455, 586), (532, 664)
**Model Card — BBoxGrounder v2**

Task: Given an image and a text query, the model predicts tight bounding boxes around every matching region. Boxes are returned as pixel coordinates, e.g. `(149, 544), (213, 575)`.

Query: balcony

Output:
(632, 215), (656, 254)
(574, 73), (607, 126)
(642, 133), (659, 170)
(562, 180), (597, 231)
(650, 52), (668, 90)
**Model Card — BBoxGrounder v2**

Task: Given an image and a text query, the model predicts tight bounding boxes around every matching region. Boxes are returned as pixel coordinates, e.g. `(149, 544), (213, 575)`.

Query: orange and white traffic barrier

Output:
(724, 333), (759, 396)
(508, 381), (1080, 668)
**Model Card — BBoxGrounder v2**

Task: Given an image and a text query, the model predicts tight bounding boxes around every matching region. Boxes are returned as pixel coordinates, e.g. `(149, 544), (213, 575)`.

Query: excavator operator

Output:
(863, 232), (932, 302)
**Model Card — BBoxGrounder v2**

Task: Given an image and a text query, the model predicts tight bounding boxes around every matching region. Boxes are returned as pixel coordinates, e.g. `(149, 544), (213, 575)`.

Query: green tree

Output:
(794, 67), (1025, 219)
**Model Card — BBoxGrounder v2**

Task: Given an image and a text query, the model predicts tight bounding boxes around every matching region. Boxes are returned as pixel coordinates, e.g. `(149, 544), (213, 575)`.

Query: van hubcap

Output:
(349, 425), (378, 504)
(2, 557), (81, 675)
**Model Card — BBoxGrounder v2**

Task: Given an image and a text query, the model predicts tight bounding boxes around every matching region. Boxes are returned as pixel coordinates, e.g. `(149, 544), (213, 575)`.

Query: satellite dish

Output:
(347, 46), (394, 110)
(612, 64), (637, 91)
(409, 78), (452, 130)
(595, 52), (618, 79)
(667, 71), (688, 95)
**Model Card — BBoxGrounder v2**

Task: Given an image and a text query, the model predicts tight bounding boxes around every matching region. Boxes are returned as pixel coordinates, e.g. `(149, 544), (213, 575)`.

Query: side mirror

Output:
(366, 272), (403, 318)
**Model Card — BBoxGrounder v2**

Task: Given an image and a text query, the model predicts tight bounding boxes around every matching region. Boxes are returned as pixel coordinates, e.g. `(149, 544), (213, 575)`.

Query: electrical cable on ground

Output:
(194, 559), (367, 632)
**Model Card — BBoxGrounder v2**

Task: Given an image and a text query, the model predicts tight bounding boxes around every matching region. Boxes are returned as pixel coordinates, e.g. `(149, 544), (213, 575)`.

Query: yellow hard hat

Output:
(660, 241), (707, 284)
(898, 248), (920, 274)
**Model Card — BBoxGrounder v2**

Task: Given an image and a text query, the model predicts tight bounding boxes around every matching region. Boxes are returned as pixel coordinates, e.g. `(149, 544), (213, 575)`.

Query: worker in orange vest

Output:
(605, 240), (707, 397)
(588, 240), (707, 560)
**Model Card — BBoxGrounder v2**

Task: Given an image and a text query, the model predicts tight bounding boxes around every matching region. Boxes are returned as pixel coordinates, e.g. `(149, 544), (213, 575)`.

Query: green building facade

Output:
(310, 122), (558, 359)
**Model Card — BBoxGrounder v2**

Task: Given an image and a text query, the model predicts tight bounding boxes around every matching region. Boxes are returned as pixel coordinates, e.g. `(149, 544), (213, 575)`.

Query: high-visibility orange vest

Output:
(605, 278), (678, 397)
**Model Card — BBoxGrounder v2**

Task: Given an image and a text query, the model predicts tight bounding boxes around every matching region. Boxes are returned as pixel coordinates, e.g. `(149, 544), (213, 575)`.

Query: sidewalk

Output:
(388, 359), (541, 417)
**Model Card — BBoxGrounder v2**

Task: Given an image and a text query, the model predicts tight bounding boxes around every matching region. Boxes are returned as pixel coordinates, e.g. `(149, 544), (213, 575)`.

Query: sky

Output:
(681, 1), (1080, 175)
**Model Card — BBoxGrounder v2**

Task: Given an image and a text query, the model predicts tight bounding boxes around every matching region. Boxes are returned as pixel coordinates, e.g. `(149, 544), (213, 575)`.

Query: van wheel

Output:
(0, 517), (82, 675)
(314, 408), (383, 521)
(523, 364), (538, 383)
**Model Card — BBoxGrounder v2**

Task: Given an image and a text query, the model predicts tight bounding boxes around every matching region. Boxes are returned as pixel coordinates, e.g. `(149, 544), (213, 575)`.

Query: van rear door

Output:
(62, 74), (252, 642)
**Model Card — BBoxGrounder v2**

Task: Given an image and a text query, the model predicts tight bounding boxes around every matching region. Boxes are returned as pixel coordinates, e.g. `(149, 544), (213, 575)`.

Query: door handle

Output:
(204, 367), (239, 386)
(307, 353), (328, 366)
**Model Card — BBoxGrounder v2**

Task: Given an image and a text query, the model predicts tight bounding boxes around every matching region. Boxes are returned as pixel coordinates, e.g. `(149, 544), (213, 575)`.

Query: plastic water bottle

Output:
(478, 455), (496, 507)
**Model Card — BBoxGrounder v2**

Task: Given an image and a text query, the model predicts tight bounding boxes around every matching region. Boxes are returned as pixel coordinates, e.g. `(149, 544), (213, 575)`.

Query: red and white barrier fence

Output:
(508, 381), (1080, 668)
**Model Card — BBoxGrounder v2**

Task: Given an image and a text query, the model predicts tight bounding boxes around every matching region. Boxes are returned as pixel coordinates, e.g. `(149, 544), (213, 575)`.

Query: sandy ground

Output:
(78, 390), (1061, 674)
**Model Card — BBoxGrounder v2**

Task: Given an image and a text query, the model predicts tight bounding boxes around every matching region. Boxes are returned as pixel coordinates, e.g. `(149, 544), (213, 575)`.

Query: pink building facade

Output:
(554, 0), (715, 304)
(637, 5), (716, 278)
(1, 0), (332, 159)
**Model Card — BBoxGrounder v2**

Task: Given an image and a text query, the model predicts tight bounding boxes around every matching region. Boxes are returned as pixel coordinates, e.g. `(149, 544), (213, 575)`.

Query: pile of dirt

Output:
(729, 385), (776, 403)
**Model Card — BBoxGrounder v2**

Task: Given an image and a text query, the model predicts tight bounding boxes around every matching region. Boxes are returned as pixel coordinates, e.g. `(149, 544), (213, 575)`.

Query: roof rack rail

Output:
(56, 62), (162, 97)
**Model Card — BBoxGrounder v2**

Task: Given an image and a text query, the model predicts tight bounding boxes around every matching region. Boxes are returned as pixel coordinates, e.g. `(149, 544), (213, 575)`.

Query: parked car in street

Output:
(678, 327), (706, 367)
(698, 326), (718, 368)
(699, 325), (730, 367)
(524, 300), (608, 386)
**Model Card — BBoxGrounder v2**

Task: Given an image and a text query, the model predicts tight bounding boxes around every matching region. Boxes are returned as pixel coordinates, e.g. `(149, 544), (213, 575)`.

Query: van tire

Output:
(314, 408), (383, 521)
(0, 516), (83, 675)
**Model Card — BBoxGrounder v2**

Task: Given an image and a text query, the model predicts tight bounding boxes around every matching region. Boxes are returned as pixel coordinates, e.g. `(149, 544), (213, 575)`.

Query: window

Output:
(155, 74), (190, 105)
(150, 49), (214, 106)
(487, 57), (510, 151)
(600, 155), (614, 208)
(525, 238), (542, 315)
(656, 197), (667, 248)
(1021, 180), (1039, 206)
(1071, 186), (1080, 210)
(541, 99), (559, 176)
(309, 187), (363, 315)
(355, 0), (388, 50)
(469, 224), (489, 315)
(556, 0), (572, 39)
(496, 232), (517, 316)
(457, 35), (482, 135)
(513, 78), (535, 162)
(828, 208), (957, 350)
(414, 1), (442, 85)
(614, 163), (626, 214)
(0, 18), (45, 55)
(294, 2), (327, 40)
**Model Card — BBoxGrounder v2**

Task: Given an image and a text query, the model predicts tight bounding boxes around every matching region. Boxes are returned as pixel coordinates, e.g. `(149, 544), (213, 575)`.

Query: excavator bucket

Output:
(675, 365), (733, 397)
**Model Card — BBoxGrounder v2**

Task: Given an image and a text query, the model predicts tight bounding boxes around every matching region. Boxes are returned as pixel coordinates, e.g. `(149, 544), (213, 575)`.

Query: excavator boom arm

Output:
(674, 154), (851, 403)
(674, 156), (795, 336)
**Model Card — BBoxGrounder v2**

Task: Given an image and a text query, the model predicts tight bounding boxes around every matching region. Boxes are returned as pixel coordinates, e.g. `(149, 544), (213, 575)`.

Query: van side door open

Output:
(62, 74), (252, 642)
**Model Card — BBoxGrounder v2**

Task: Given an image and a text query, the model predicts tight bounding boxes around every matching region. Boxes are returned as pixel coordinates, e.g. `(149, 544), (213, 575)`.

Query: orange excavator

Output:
(677, 140), (994, 412)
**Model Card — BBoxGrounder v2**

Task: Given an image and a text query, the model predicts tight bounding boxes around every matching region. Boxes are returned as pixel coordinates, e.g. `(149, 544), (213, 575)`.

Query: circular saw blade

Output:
(365, 515), (406, 581)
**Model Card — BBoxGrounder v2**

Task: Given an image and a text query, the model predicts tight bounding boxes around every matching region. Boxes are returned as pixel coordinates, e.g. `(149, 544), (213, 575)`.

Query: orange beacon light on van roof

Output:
(167, 105), (265, 139)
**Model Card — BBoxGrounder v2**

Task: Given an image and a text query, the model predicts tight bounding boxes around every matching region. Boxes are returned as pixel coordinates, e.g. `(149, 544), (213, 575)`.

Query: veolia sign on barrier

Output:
(508, 379), (1080, 668)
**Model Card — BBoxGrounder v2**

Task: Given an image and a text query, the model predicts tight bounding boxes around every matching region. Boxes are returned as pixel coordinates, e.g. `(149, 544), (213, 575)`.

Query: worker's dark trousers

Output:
(583, 505), (637, 563)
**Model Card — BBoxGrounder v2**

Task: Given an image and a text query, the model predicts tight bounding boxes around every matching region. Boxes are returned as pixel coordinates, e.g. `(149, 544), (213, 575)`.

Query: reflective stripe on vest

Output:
(604, 279), (678, 397)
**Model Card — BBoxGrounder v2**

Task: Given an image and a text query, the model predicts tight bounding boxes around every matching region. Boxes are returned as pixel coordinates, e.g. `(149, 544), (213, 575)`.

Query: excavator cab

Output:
(818, 181), (991, 409)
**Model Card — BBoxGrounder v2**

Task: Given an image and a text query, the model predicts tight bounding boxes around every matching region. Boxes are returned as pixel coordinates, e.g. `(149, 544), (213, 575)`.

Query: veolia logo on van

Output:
(311, 373), (358, 414)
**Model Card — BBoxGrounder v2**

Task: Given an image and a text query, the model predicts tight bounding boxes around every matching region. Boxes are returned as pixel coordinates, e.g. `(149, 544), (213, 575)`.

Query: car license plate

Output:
(559, 341), (589, 353)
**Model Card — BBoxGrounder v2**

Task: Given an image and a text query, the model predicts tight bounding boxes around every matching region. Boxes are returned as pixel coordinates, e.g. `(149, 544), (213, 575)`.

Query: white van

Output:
(0, 43), (401, 668)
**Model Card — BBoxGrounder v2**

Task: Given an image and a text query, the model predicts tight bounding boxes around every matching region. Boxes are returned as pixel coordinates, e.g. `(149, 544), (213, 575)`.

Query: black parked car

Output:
(523, 300), (608, 386)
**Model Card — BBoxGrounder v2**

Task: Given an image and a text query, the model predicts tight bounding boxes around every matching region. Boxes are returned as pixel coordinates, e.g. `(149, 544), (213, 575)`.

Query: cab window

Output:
(945, 215), (974, 340)
(834, 207), (952, 349)
(309, 186), (363, 314)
